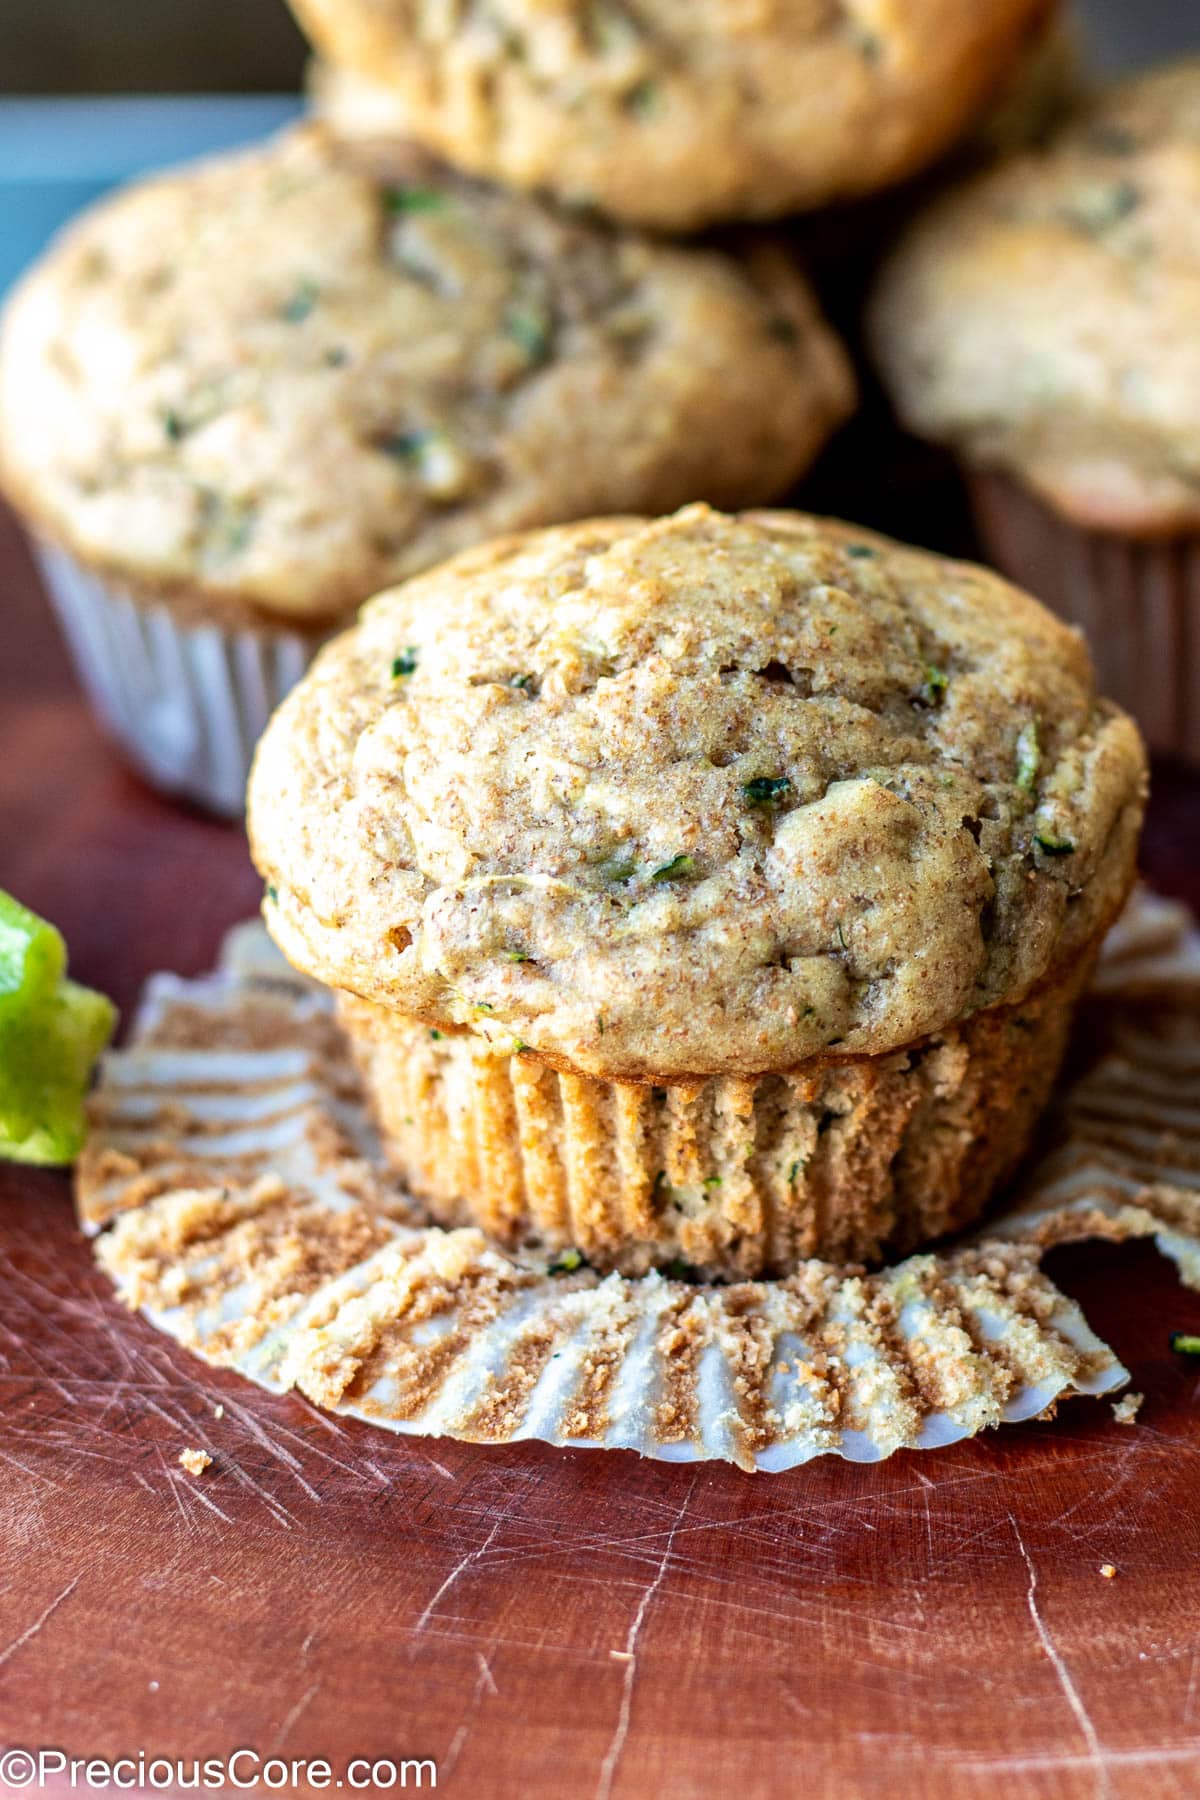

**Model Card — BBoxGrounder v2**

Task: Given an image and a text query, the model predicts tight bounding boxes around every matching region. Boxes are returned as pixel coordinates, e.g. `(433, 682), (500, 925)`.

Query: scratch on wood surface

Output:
(157, 1449), (198, 1534)
(0, 1443), (64, 1492)
(441, 1723), (470, 1780)
(169, 1472), (234, 1527)
(921, 1485), (934, 1578)
(1185, 1651), (1200, 1727)
(142, 1394), (201, 1439)
(413, 1521), (502, 1635)
(409, 1452), (455, 1483)
(1010, 1514), (1110, 1799)
(217, 1399), (324, 1502)
(264, 1416), (373, 1488)
(0, 1575), (80, 1670)
(594, 1473), (698, 1800)
(272, 1681), (321, 1752)
(293, 1399), (352, 1440)
(220, 1457), (301, 1531)
(438, 1648), (500, 1781)
(946, 1745), (1200, 1775)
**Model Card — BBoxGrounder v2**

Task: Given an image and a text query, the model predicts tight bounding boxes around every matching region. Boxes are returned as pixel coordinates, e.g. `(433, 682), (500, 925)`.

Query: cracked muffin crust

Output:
(249, 505), (1145, 1275)
(0, 124), (852, 627)
(300, 0), (1055, 232)
(870, 59), (1200, 537)
(251, 500), (1144, 1274)
(250, 504), (1145, 1078)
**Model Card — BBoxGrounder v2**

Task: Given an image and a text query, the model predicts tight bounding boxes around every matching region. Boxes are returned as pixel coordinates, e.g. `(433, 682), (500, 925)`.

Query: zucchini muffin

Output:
(870, 59), (1200, 763)
(0, 123), (851, 813)
(248, 504), (1146, 1279)
(301, 0), (1055, 233)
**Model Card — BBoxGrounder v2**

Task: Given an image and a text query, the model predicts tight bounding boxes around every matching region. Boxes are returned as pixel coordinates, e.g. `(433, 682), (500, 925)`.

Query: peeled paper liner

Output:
(76, 889), (1200, 1472)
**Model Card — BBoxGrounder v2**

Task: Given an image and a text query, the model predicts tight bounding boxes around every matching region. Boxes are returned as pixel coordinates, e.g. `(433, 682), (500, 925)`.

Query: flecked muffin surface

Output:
(871, 59), (1200, 536)
(301, 0), (1055, 231)
(249, 505), (1146, 1079)
(0, 125), (851, 624)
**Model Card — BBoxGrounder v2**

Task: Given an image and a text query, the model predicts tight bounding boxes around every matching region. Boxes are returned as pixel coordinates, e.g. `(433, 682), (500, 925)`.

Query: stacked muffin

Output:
(872, 57), (1200, 763)
(0, 132), (856, 812)
(298, 0), (1058, 229)
(0, 129), (858, 810)
(0, 0), (1067, 812)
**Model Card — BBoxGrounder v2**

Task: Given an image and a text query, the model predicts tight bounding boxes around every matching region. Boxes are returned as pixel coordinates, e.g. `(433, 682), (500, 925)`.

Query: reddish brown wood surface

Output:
(4, 493), (1200, 1799)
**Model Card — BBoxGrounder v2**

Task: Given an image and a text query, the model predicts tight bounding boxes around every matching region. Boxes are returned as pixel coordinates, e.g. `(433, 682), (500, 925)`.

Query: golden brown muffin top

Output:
(0, 124), (851, 624)
(872, 59), (1200, 536)
(249, 505), (1146, 1079)
(302, 0), (1055, 232)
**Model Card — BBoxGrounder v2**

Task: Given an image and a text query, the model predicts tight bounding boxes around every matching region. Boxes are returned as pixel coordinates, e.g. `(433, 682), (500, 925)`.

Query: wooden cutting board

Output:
(4, 497), (1200, 1800)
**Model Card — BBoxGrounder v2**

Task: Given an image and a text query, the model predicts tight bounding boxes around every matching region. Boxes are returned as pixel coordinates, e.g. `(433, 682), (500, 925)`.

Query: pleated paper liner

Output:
(37, 541), (326, 817)
(969, 471), (1200, 765)
(75, 888), (1200, 1472)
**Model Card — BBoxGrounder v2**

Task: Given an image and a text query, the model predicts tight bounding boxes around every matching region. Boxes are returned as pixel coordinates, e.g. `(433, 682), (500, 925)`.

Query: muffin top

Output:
(0, 125), (852, 625)
(871, 59), (1200, 535)
(249, 505), (1145, 1080)
(301, 0), (1054, 232)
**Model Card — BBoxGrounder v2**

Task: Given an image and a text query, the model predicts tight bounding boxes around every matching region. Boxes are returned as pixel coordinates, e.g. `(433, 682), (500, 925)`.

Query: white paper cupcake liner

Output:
(37, 541), (322, 815)
(75, 888), (1200, 1472)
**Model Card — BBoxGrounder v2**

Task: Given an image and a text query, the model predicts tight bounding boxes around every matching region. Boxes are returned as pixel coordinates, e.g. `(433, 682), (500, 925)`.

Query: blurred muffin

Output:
(970, 13), (1082, 160)
(0, 124), (852, 813)
(248, 504), (1146, 1279)
(871, 60), (1200, 763)
(301, 0), (1056, 233)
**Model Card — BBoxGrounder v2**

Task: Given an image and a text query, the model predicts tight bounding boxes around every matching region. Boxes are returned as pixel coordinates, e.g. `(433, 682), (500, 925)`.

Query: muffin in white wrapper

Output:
(37, 543), (322, 816)
(0, 125), (854, 813)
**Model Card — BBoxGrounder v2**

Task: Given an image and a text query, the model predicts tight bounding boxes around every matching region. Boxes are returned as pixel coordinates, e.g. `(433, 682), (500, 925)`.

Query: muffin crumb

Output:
(178, 1447), (212, 1476)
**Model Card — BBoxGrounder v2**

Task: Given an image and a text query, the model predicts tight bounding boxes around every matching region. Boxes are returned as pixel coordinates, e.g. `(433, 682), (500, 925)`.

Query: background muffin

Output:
(0, 122), (852, 812)
(969, 13), (1083, 160)
(249, 504), (1146, 1278)
(300, 0), (1056, 233)
(870, 58), (1200, 763)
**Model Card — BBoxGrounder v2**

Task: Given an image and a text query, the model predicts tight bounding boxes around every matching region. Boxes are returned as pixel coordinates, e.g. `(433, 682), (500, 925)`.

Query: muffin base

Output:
(970, 471), (1200, 764)
(37, 541), (328, 816)
(338, 941), (1101, 1280)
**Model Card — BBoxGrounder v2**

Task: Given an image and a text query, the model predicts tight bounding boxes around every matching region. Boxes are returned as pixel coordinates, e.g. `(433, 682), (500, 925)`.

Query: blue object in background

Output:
(0, 96), (302, 294)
